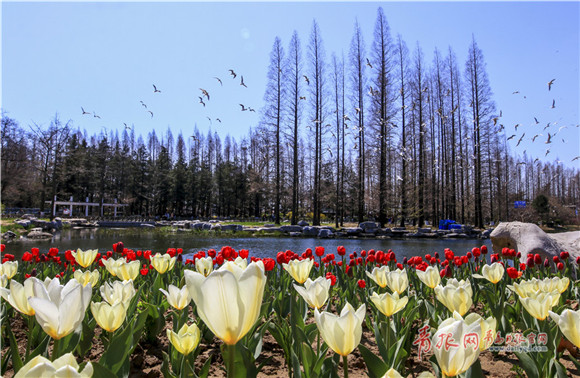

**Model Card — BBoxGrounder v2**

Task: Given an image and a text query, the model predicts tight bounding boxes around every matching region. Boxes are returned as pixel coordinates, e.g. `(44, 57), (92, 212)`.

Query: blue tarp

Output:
(439, 219), (456, 230)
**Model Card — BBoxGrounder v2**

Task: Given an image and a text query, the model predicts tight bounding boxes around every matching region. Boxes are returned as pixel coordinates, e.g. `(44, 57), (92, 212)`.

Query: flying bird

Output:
(548, 79), (555, 91)
(514, 124), (520, 131)
(532, 134), (541, 142)
(545, 149), (550, 157)
(366, 58), (372, 68)
(147, 110), (153, 118)
(545, 133), (552, 144)
(512, 91), (520, 94)
(214, 77), (223, 86)
(249, 107), (256, 112)
(199, 97), (206, 107)
(552, 99), (555, 108)
(140, 101), (147, 108)
(240, 76), (247, 88)
(239, 104), (247, 111)
(343, 115), (351, 121)
(216, 118), (222, 123)
(81, 107), (90, 115)
(507, 134), (516, 140)
(93, 112), (101, 119)
(206, 116), (212, 124)
(299, 96), (306, 100)
(534, 117), (539, 124)
(543, 123), (551, 131)
(516, 133), (525, 147)
(492, 117), (499, 126)
(200, 88), (210, 100)
(229, 69), (237, 79)
(355, 108), (360, 114)
(572, 156), (580, 162)
(303, 75), (310, 85)
(124, 123), (131, 130)
(153, 84), (161, 93)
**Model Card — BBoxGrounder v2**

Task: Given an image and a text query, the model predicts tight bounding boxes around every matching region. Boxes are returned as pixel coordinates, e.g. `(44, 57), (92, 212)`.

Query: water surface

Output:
(5, 228), (491, 260)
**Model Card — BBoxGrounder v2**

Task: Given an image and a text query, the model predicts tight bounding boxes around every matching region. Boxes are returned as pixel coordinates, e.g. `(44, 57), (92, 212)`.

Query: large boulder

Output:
(490, 221), (580, 263)
(280, 225), (303, 233)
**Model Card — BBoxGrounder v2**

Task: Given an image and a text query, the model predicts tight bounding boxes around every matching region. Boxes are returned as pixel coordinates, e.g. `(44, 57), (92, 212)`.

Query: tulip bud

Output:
(91, 301), (127, 332)
(534, 254), (542, 265)
(544, 258), (550, 268)
(167, 323), (201, 355)
(294, 277), (331, 310)
(314, 302), (365, 356)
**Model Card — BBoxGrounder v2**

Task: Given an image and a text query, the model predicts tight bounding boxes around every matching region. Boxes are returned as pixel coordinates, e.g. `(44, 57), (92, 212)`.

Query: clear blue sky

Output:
(2, 1), (579, 168)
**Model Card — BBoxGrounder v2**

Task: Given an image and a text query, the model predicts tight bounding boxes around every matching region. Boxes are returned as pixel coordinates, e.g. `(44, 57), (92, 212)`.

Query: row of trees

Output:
(2, 7), (579, 227)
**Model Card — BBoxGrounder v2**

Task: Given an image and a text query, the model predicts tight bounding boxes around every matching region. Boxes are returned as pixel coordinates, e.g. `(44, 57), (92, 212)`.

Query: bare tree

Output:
(349, 19), (367, 224)
(262, 36), (286, 224)
(286, 31), (303, 225)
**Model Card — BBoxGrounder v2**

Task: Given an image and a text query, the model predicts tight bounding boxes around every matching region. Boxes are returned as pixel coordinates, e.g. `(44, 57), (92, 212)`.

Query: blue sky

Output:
(2, 1), (579, 168)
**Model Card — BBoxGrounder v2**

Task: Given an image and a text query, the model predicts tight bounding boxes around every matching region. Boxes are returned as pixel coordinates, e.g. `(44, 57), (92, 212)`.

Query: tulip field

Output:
(0, 242), (579, 377)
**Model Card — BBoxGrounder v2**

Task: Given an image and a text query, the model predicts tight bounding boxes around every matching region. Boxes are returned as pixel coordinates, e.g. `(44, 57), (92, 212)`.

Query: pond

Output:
(4, 228), (492, 260)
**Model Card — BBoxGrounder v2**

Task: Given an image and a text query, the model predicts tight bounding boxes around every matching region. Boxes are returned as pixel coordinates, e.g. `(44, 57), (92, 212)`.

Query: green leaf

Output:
(99, 319), (134, 374)
(6, 325), (23, 372)
(551, 358), (568, 378)
(359, 344), (388, 378)
(60, 328), (82, 355)
(90, 361), (117, 377)
(197, 355), (213, 378)
(161, 351), (178, 378)
(514, 351), (540, 378)
(291, 350), (302, 378)
(464, 359), (485, 378)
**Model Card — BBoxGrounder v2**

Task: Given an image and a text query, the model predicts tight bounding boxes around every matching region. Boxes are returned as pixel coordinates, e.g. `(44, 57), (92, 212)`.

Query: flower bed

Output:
(0, 243), (579, 377)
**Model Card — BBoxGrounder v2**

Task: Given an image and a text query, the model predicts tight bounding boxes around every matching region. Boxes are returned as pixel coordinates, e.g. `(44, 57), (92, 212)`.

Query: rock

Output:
(210, 224), (222, 231)
(2, 231), (17, 240)
(221, 224), (243, 232)
(318, 229), (333, 238)
(481, 229), (492, 238)
(302, 226), (319, 236)
(280, 225), (303, 233)
(417, 227), (432, 233)
(257, 227), (281, 233)
(140, 223), (156, 228)
(344, 227), (363, 236)
(359, 221), (379, 232)
(289, 232), (302, 237)
(27, 229), (53, 239)
(490, 221), (580, 263)
(15, 219), (31, 228)
(298, 220), (309, 227)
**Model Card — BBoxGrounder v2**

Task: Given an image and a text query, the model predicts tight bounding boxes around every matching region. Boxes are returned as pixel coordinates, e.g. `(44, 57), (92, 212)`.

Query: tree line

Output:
(2, 7), (579, 227)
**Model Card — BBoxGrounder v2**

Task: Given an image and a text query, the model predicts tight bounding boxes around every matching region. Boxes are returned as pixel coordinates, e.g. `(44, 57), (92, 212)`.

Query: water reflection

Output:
(6, 228), (491, 260)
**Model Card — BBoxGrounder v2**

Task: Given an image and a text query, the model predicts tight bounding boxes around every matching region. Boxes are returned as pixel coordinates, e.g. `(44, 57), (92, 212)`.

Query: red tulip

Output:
(239, 249), (249, 259)
(557, 262), (564, 271)
(337, 246), (346, 256)
(49, 248), (59, 257)
(326, 272), (337, 286)
(534, 254), (542, 265)
(480, 245), (488, 254)
(208, 249), (216, 258)
(506, 267), (522, 279)
(0, 244), (4, 253)
(22, 252), (33, 262)
(276, 251), (287, 265)
(315, 246), (325, 257)
(263, 258), (275, 271)
(140, 268), (149, 276)
(559, 251), (569, 260)
(357, 279), (366, 289)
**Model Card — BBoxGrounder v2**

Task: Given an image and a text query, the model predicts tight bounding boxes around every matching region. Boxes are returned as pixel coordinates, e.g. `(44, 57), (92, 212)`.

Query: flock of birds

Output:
(503, 78), (579, 165)
(80, 68), (256, 137)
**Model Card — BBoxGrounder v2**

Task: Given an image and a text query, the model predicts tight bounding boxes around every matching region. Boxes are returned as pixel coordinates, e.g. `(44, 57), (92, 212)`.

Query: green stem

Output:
(316, 328), (320, 357)
(25, 315), (34, 359)
(342, 354), (349, 378)
(386, 316), (391, 350)
(51, 337), (60, 361)
(226, 343), (236, 378)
